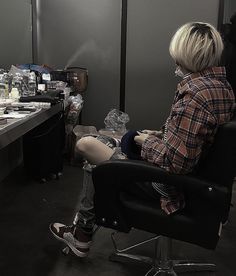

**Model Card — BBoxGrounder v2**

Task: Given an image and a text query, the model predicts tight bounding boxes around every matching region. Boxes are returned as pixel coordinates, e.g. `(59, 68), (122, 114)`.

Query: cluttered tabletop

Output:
(0, 101), (63, 151)
(0, 63), (86, 150)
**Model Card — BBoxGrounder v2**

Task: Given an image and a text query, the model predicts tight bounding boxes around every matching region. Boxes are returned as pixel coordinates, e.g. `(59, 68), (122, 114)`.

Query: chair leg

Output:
(145, 267), (177, 276)
(109, 233), (216, 275)
(109, 231), (160, 265)
(172, 261), (216, 273)
(145, 236), (177, 276)
(148, 236), (216, 275)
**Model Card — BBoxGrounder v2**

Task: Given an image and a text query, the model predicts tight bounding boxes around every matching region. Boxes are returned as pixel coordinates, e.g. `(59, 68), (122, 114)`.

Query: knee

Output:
(76, 136), (97, 155)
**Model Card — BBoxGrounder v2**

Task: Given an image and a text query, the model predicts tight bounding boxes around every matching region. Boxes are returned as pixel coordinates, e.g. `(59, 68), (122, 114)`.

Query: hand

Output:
(134, 132), (149, 146)
(142, 129), (163, 138)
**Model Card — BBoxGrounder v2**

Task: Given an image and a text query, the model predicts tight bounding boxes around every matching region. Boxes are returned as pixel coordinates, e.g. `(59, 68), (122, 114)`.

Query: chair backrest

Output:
(191, 114), (236, 223)
(195, 114), (236, 188)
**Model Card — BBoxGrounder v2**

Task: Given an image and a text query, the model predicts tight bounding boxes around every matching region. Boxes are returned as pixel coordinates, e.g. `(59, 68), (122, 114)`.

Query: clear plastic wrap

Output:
(65, 94), (83, 132)
(104, 108), (129, 134)
(64, 94), (84, 160)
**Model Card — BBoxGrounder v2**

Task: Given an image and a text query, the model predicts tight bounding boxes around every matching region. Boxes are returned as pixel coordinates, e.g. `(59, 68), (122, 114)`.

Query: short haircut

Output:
(169, 22), (224, 72)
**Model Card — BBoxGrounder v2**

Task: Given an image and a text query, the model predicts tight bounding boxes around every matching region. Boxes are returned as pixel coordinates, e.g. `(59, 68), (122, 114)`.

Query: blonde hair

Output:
(169, 22), (224, 72)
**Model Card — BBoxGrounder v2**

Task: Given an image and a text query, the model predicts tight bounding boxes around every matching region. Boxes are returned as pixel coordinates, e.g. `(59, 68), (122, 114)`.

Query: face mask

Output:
(175, 66), (185, 78)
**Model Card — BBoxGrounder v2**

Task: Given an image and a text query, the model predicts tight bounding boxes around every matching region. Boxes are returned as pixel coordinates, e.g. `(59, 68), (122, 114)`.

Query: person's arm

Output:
(141, 129), (163, 138)
(134, 129), (163, 145)
(139, 100), (215, 174)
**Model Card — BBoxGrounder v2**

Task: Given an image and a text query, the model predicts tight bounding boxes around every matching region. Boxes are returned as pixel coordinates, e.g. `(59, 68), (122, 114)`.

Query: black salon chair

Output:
(92, 115), (236, 275)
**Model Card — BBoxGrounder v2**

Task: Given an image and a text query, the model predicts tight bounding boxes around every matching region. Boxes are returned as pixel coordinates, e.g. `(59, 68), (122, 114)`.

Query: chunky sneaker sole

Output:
(49, 223), (92, 257)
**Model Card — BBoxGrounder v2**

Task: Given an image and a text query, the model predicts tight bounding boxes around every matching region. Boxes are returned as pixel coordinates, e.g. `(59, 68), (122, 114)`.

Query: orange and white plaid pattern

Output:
(142, 66), (235, 214)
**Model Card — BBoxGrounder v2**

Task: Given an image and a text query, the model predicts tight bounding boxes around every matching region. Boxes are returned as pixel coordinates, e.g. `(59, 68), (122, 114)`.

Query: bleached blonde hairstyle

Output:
(169, 22), (224, 72)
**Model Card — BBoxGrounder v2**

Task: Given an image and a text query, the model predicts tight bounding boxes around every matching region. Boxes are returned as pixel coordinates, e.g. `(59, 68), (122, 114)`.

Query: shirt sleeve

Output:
(141, 98), (216, 174)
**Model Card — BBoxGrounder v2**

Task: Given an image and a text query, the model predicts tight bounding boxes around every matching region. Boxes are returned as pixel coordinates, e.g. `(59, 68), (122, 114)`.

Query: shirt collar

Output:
(177, 66), (227, 94)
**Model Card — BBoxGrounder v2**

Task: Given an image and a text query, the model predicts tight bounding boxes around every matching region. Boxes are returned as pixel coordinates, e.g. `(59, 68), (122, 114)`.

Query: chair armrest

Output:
(93, 159), (227, 198)
(92, 159), (228, 231)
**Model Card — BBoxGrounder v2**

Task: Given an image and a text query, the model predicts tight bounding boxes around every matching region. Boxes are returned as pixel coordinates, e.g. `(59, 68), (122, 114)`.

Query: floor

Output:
(0, 162), (235, 276)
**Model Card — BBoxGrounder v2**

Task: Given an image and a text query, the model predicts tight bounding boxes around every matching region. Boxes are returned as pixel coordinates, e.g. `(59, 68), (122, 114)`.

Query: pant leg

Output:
(76, 162), (96, 231)
(74, 135), (123, 230)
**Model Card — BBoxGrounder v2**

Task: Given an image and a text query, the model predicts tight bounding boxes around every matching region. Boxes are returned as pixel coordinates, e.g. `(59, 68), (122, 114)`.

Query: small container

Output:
(12, 73), (23, 96)
(0, 107), (5, 115)
(28, 72), (37, 96)
(10, 87), (20, 100)
(0, 74), (6, 99)
(38, 83), (46, 92)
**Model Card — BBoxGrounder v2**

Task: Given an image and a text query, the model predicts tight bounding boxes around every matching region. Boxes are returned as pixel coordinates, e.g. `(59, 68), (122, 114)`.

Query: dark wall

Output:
(224, 0), (236, 23)
(125, 0), (220, 130)
(35, 0), (221, 130)
(36, 0), (121, 129)
(0, 0), (32, 69)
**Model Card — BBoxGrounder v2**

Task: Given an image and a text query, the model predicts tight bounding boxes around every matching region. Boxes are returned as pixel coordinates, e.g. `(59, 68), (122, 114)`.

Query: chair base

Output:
(145, 266), (177, 276)
(110, 232), (216, 275)
(110, 252), (216, 274)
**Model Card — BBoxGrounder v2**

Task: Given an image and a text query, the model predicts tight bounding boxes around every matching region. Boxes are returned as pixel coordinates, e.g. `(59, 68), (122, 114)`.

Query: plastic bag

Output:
(8, 65), (29, 77)
(65, 94), (83, 131)
(104, 109), (129, 134)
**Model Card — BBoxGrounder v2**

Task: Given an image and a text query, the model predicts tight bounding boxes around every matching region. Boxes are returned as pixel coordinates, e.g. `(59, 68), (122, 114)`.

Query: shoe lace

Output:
(64, 225), (76, 236)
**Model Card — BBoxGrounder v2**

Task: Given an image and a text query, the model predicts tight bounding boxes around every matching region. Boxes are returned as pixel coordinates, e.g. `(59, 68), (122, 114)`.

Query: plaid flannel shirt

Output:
(141, 66), (235, 214)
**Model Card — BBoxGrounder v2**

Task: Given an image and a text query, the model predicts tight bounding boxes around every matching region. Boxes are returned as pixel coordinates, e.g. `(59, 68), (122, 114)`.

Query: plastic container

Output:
(28, 72), (37, 96)
(0, 74), (6, 99)
(10, 87), (20, 100)
(12, 73), (23, 96)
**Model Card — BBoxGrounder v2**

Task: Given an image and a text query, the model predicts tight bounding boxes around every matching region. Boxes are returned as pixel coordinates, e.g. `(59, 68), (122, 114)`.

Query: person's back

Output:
(165, 67), (235, 174)
(187, 67), (234, 126)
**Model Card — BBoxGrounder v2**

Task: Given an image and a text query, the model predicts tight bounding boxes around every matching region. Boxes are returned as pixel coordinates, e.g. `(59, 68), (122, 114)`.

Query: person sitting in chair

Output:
(50, 22), (235, 258)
